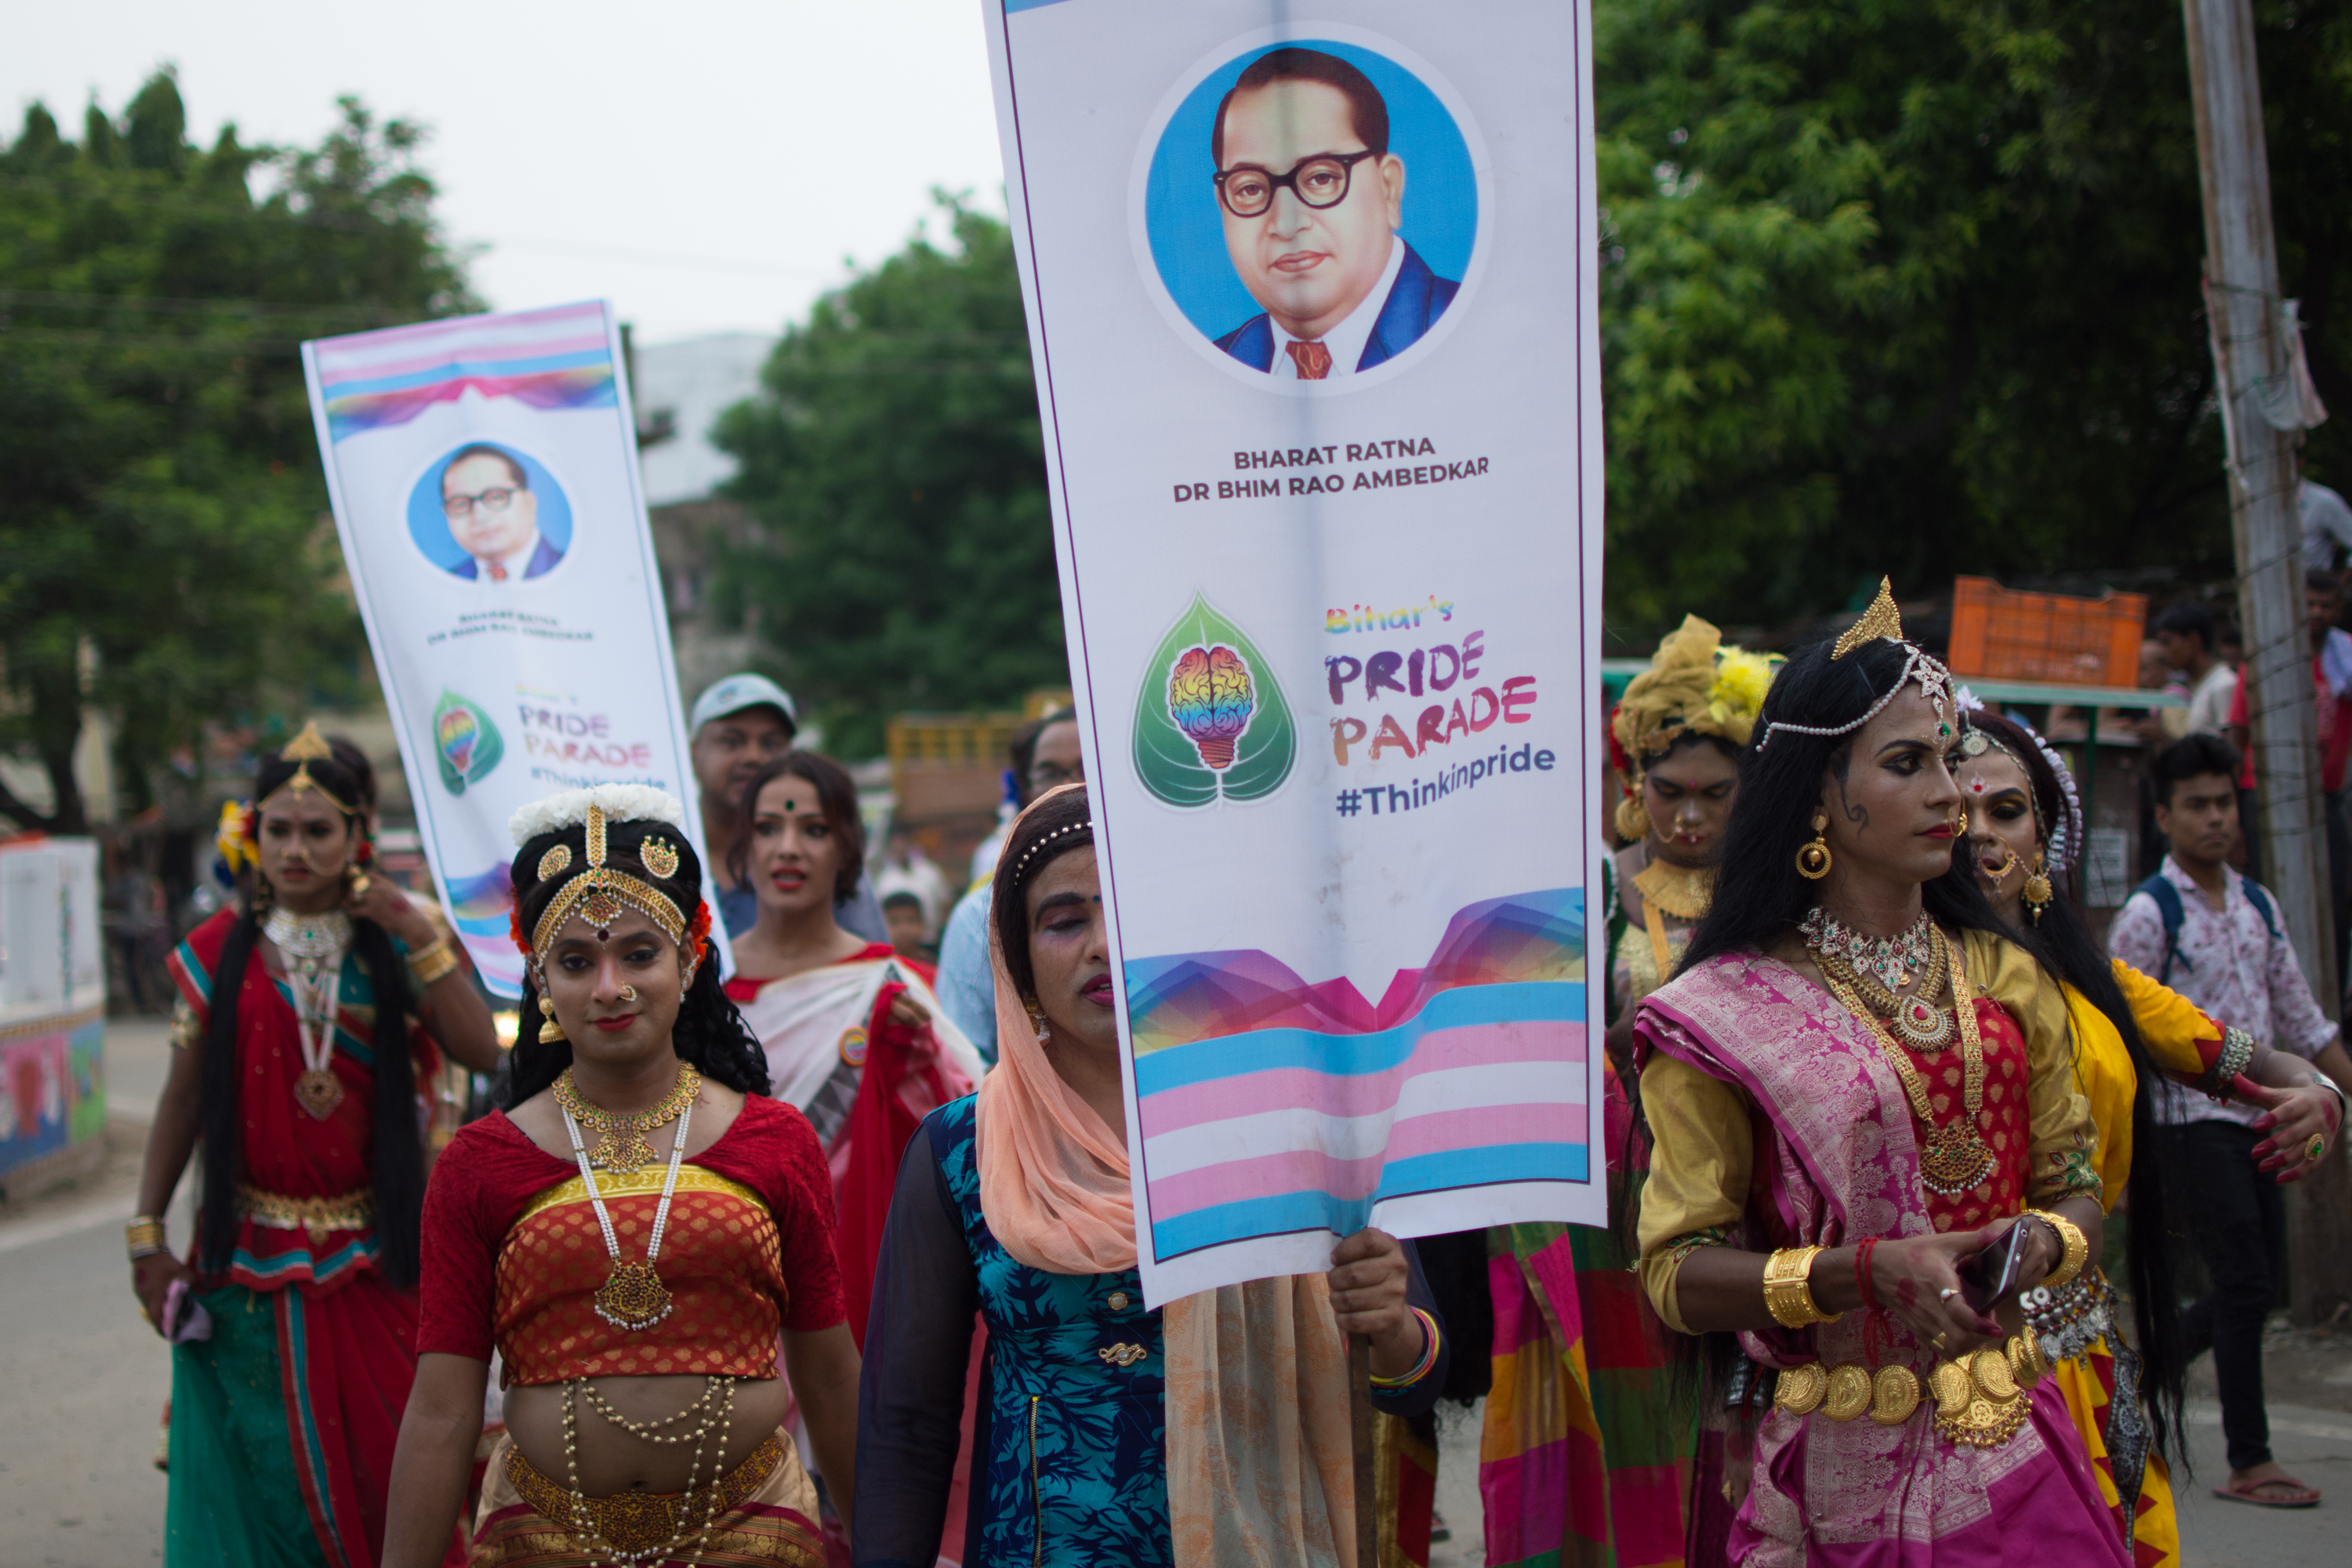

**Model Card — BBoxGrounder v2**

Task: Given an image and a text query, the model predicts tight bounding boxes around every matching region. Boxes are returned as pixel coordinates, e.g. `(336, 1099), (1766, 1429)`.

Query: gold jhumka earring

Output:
(538, 996), (565, 1044)
(1797, 813), (1833, 880)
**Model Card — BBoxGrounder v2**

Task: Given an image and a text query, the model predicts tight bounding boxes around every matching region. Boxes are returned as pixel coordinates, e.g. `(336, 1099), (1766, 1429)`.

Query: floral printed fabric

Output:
(2107, 856), (2339, 1130)
(935, 1094), (1176, 1566)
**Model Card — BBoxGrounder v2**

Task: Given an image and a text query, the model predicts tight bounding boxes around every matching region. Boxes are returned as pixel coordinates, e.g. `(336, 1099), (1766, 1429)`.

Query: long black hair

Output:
(992, 784), (1094, 1004)
(198, 744), (425, 1287)
(504, 812), (771, 1108)
(1678, 636), (2006, 974)
(1960, 710), (2184, 1463)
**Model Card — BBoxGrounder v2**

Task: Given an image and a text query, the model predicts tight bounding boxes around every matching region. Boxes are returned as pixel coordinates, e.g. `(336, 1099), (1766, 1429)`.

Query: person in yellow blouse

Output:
(1946, 706), (2347, 1556)
(1632, 586), (2128, 1564)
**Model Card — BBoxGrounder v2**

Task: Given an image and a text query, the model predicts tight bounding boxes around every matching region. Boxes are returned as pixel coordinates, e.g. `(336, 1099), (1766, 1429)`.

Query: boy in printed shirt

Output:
(2110, 732), (2352, 1509)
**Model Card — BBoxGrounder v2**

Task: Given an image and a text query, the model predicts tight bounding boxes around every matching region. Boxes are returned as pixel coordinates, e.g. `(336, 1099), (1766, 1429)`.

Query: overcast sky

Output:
(3, 0), (1010, 343)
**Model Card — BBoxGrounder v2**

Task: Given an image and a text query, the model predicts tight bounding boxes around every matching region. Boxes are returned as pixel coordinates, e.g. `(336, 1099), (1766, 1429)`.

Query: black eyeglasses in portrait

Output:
(1213, 149), (1380, 219)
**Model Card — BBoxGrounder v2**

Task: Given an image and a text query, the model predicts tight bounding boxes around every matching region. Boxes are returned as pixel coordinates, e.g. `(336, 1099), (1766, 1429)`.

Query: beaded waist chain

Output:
(506, 1432), (783, 1555)
(1772, 1330), (2049, 1449)
(238, 1185), (376, 1242)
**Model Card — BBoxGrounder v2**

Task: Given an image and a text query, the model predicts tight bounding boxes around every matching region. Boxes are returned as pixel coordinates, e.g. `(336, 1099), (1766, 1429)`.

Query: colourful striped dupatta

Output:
(1481, 1222), (1692, 1568)
(1480, 1054), (1693, 1568)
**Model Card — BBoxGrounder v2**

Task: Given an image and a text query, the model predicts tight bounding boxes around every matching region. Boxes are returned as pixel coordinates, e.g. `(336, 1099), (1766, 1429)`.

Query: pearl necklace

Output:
(557, 1071), (694, 1331)
(263, 906), (354, 1119)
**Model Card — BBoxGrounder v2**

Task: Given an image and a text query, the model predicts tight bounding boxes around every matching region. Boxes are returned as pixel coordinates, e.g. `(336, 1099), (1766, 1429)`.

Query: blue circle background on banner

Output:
(405, 441), (574, 574)
(1143, 40), (1479, 348)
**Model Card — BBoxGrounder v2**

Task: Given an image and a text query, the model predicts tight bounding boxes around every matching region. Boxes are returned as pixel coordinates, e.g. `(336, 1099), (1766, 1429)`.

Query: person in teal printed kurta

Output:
(852, 785), (1449, 1566)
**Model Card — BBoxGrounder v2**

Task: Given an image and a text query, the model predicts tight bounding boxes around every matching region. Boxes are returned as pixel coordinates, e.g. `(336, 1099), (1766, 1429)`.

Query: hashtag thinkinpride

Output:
(1338, 743), (1558, 816)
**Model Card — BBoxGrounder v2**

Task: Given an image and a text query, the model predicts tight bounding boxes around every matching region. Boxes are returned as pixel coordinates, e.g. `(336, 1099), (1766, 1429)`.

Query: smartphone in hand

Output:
(1955, 1222), (2030, 1314)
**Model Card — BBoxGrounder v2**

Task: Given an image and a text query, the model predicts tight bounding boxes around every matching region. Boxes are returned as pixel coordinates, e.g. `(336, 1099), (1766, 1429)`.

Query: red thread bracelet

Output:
(1855, 1236), (1878, 1308)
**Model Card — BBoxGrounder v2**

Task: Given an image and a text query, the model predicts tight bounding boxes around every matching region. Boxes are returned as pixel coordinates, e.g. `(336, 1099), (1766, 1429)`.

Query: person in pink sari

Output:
(1632, 583), (2125, 1566)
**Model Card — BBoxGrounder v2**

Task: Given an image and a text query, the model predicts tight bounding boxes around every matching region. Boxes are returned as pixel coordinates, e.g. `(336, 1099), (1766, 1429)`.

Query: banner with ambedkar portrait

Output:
(301, 302), (711, 997)
(983, 0), (1607, 1301)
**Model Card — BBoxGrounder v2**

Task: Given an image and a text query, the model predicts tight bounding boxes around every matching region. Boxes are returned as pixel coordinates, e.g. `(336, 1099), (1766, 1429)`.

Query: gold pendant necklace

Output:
(555, 1071), (696, 1332)
(1818, 936), (1955, 1052)
(552, 1064), (700, 1175)
(1819, 928), (1995, 1196)
(1632, 857), (1716, 921)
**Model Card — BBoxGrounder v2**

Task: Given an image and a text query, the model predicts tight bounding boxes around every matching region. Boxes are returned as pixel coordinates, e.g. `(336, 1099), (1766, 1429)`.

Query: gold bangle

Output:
(2026, 1209), (2089, 1290)
(407, 938), (460, 987)
(1762, 1245), (1839, 1328)
(126, 1216), (168, 1262)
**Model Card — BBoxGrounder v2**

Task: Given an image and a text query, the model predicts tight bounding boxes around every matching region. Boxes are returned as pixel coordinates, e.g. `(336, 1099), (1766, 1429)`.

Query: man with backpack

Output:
(2110, 732), (2352, 1510)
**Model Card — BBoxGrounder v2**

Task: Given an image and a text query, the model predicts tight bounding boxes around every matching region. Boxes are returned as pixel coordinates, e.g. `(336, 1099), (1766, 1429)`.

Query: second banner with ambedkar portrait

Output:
(985, 0), (1607, 1302)
(301, 301), (710, 997)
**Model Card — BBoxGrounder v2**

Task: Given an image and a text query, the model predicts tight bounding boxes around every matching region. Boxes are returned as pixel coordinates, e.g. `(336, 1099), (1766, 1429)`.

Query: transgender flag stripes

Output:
(1126, 890), (1590, 1261)
(310, 299), (615, 441)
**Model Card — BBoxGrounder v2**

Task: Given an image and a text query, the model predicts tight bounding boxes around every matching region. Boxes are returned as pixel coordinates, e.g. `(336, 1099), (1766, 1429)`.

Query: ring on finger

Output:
(1937, 1287), (1961, 1304)
(2307, 1134), (2328, 1163)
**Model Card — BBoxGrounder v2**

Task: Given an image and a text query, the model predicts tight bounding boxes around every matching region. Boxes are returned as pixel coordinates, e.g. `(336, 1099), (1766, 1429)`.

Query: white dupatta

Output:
(735, 953), (985, 1140)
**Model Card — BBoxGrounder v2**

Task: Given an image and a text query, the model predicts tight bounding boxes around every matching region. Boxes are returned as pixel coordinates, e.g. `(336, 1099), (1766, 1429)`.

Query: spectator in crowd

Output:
(933, 708), (1083, 1063)
(881, 890), (934, 964)
(2223, 568), (2352, 949)
(2301, 477), (2352, 571)
(688, 673), (887, 946)
(2136, 636), (2194, 749)
(2110, 733), (2352, 1511)
(873, 831), (952, 935)
(2153, 601), (2238, 736)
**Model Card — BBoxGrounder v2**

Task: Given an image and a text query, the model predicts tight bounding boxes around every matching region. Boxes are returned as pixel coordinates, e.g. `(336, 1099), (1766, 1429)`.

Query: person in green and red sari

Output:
(129, 723), (502, 1568)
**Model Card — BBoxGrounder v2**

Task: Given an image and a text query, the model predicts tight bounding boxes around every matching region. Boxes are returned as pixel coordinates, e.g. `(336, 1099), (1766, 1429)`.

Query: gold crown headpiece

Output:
(528, 803), (689, 956)
(1756, 578), (1952, 750)
(257, 721), (361, 815)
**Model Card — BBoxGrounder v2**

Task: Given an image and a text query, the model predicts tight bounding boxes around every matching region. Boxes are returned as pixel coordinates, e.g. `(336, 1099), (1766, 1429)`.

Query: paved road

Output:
(5, 1021), (2347, 1566)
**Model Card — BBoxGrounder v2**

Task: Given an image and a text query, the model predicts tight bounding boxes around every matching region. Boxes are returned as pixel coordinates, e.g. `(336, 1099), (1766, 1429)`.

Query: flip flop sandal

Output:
(2212, 1475), (2320, 1508)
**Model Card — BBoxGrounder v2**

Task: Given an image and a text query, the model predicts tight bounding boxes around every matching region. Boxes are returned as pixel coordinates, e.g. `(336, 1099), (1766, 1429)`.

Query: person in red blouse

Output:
(130, 724), (503, 1568)
(384, 787), (860, 1568)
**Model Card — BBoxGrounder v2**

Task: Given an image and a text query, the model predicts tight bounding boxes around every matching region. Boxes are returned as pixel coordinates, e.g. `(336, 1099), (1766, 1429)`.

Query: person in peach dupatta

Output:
(851, 784), (1451, 1567)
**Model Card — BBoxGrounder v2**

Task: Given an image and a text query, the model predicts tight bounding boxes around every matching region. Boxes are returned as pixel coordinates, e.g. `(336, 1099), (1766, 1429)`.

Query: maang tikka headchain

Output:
(1755, 578), (1954, 750)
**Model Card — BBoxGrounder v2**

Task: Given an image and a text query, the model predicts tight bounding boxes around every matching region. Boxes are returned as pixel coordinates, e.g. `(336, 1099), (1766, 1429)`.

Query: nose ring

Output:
(618, 985), (638, 1003)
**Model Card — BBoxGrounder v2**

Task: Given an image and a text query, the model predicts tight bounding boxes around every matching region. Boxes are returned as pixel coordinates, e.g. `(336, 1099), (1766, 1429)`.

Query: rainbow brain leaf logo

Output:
(432, 691), (505, 797)
(1134, 593), (1294, 807)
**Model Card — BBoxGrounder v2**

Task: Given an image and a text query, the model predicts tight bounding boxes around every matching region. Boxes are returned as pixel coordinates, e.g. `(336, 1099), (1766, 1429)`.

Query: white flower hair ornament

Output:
(509, 785), (688, 847)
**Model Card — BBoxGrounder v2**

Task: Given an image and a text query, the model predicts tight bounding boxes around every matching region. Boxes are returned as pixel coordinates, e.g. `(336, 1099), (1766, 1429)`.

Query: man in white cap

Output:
(688, 673), (887, 944)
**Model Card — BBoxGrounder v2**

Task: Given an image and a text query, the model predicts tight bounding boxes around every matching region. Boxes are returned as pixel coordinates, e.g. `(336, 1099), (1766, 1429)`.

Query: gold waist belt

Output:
(1772, 1331), (2047, 1449)
(238, 1185), (376, 1242)
(506, 1432), (782, 1555)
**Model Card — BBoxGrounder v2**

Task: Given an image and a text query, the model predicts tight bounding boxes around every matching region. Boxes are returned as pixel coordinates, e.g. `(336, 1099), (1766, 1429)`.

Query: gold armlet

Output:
(406, 938), (461, 988)
(2026, 1209), (2089, 1290)
(1762, 1245), (1840, 1329)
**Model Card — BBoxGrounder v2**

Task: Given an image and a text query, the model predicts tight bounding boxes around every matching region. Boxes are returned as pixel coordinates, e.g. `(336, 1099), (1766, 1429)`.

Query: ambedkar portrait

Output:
(1208, 48), (1459, 379)
(438, 444), (563, 583)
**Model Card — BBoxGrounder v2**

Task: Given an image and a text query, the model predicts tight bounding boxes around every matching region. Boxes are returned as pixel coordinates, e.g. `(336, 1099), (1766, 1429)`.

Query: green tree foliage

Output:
(0, 71), (472, 830)
(1596, 0), (2352, 637)
(712, 197), (1060, 759)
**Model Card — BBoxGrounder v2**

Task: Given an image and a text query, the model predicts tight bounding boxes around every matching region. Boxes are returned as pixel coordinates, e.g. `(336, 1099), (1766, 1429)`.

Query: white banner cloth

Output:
(984, 0), (1607, 1302)
(301, 300), (709, 996)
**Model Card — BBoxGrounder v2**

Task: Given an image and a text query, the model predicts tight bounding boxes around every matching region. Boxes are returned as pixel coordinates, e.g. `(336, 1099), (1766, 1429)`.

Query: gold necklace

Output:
(1818, 934), (1955, 1051)
(1819, 931), (1994, 1196)
(552, 1065), (701, 1175)
(1632, 856), (1715, 921)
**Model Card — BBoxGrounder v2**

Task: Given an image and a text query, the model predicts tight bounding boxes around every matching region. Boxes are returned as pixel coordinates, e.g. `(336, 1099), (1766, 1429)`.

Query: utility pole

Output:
(2182, 0), (2351, 1323)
